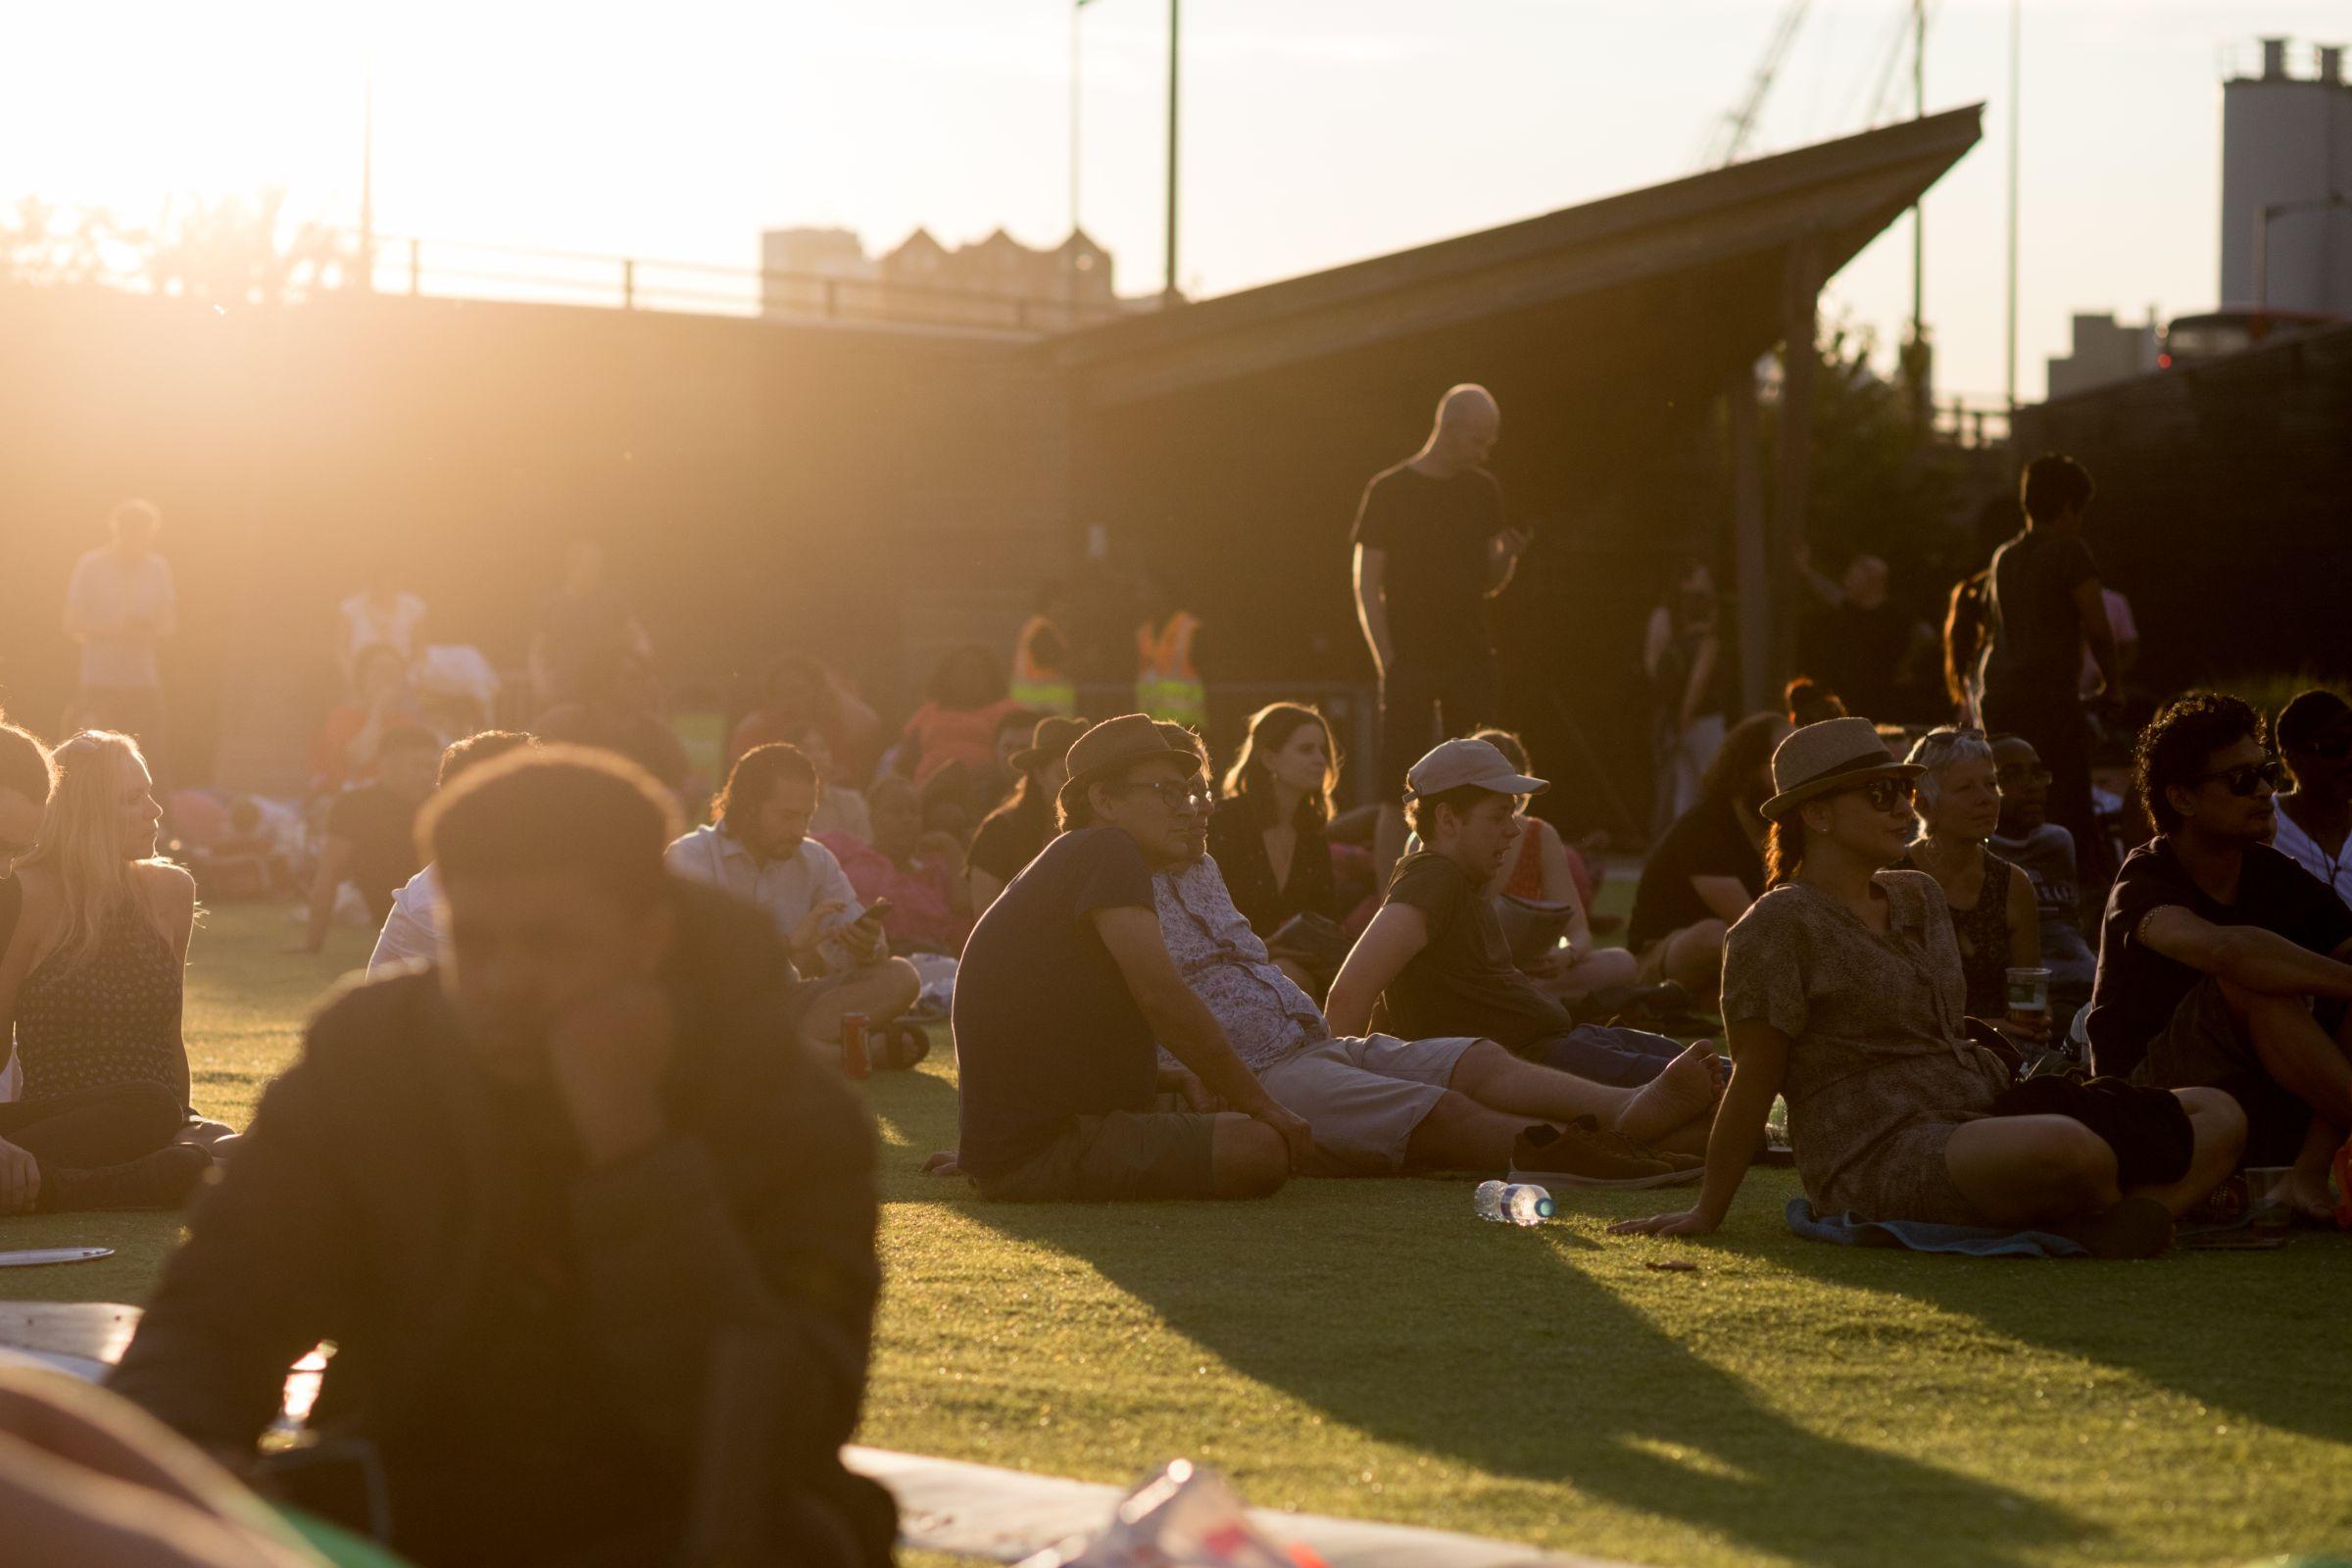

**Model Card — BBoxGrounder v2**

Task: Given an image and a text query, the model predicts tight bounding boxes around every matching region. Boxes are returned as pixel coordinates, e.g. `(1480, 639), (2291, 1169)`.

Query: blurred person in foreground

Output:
(0, 730), (220, 1210)
(291, 724), (439, 956)
(111, 747), (896, 1567)
(62, 499), (176, 773)
(948, 715), (1311, 1201)
(2085, 694), (2352, 1221)
(367, 729), (538, 975)
(665, 743), (919, 1057)
(1350, 384), (1530, 880)
(1613, 717), (2243, 1255)
(2272, 688), (2352, 911)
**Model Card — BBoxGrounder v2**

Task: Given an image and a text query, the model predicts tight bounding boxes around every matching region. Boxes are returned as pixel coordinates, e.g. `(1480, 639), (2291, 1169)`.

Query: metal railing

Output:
(354, 229), (1138, 334)
(1932, 395), (2012, 450)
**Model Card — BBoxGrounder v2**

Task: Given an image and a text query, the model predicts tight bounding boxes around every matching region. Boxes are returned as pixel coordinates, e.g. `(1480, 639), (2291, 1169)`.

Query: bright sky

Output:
(7, 1), (2342, 402)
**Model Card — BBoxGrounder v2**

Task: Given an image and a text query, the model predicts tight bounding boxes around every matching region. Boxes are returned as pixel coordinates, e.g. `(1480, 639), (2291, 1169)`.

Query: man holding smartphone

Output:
(665, 743), (922, 1062)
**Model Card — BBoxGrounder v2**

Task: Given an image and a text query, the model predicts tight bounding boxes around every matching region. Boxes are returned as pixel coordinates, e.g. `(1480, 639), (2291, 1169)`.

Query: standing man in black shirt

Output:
(1980, 454), (2123, 890)
(1351, 384), (1531, 880)
(2084, 694), (2352, 1220)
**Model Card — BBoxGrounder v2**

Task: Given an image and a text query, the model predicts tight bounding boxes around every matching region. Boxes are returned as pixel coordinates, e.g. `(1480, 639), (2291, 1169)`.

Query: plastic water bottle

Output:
(1473, 1180), (1554, 1226)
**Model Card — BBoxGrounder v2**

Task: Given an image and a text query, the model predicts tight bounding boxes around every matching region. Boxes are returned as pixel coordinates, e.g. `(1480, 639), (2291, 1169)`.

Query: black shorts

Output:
(1378, 658), (1498, 800)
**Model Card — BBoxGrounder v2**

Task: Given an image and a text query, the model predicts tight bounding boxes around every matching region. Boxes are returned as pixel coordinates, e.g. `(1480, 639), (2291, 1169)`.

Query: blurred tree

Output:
(0, 189), (362, 303)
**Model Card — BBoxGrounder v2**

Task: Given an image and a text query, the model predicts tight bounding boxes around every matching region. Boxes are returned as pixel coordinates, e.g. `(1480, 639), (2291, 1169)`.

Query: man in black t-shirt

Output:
(294, 724), (437, 955)
(2084, 695), (2352, 1215)
(1350, 385), (1531, 880)
(950, 715), (1310, 1201)
(1980, 455), (2123, 888)
(1326, 739), (1721, 1144)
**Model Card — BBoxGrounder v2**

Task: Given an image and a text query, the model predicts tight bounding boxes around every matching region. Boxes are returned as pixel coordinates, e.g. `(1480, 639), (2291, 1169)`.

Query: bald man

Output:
(1351, 384), (1530, 877)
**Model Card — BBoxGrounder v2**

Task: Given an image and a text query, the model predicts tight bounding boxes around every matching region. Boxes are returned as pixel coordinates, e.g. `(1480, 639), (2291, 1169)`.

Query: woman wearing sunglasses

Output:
(1613, 718), (2244, 1253)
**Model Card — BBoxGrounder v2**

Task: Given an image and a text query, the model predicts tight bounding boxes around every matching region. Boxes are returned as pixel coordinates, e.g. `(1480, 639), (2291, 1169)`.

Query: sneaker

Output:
(44, 1144), (213, 1212)
(1508, 1117), (1702, 1190)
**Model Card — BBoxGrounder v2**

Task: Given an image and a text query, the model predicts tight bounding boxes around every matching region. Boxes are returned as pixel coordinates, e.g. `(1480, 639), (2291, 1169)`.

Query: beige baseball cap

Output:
(1405, 737), (1548, 801)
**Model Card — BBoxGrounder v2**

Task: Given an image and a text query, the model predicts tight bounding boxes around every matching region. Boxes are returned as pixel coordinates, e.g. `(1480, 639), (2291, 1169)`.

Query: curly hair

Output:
(2136, 692), (2264, 834)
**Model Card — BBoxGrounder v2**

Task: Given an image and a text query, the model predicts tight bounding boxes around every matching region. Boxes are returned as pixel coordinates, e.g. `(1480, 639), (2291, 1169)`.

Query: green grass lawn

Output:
(6, 902), (2351, 1568)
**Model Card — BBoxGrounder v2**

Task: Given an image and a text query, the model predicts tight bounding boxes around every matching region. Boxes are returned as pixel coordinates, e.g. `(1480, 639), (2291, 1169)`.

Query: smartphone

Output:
(858, 899), (895, 927)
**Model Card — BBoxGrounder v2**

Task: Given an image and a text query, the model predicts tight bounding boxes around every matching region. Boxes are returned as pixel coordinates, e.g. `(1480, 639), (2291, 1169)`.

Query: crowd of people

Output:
(1, 410), (2347, 1564)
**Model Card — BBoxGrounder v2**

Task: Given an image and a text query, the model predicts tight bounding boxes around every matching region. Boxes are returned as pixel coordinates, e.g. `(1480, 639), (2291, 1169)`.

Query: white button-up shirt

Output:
(663, 823), (863, 973)
(368, 863), (443, 977)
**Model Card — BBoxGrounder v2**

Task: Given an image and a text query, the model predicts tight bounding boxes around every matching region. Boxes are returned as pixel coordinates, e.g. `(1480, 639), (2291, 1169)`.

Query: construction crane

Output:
(1700, 0), (1813, 169)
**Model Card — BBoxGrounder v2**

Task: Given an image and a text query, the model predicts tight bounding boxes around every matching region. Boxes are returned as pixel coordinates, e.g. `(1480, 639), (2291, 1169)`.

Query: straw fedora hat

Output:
(1759, 716), (1925, 821)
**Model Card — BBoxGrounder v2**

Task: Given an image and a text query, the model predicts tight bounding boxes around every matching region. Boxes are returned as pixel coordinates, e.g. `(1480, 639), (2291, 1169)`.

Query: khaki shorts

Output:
(975, 1109), (1222, 1201)
(1256, 1034), (1475, 1174)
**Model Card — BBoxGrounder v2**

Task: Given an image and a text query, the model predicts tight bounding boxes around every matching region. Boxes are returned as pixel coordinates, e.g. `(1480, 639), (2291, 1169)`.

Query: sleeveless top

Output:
(15, 899), (183, 1105)
(1896, 849), (2019, 1021)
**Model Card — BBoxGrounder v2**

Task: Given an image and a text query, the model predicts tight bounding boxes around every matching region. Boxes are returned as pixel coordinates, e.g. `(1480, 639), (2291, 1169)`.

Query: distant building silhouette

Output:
(2045, 312), (2159, 400)
(759, 225), (1128, 329)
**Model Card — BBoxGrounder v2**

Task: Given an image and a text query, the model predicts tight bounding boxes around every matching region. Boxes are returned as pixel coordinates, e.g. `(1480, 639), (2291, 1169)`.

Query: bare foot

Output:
(1614, 1041), (1722, 1146)
(2281, 1165), (2335, 1222)
(922, 1150), (963, 1178)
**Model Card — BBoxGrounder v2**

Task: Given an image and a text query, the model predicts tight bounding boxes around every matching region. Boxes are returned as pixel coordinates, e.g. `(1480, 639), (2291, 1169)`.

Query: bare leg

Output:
(1658, 919), (1728, 1004)
(1945, 1114), (2120, 1226)
(1208, 1114), (1289, 1198)
(2284, 1112), (2344, 1221)
(1446, 1040), (1718, 1147)
(798, 956), (922, 1054)
(2217, 979), (2352, 1128)
(2131, 1088), (2246, 1216)
(1400, 1089), (1536, 1173)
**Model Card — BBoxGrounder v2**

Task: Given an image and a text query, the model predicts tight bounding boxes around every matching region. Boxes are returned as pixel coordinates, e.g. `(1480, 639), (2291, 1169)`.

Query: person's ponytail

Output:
(1765, 815), (1807, 886)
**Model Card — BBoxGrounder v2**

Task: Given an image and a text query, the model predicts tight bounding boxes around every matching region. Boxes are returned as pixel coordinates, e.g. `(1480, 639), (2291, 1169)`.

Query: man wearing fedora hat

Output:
(968, 714), (1089, 918)
(951, 714), (1313, 1201)
(1328, 739), (1725, 1162)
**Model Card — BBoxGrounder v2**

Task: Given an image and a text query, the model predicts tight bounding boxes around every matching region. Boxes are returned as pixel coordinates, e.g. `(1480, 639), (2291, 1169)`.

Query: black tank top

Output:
(15, 898), (183, 1105)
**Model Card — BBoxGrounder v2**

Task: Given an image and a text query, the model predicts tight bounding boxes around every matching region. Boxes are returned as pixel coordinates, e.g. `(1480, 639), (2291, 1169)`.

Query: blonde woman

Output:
(0, 731), (215, 1211)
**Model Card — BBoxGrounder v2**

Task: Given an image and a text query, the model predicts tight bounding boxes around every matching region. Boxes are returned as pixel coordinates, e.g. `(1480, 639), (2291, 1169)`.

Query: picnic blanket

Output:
(1786, 1197), (2089, 1258)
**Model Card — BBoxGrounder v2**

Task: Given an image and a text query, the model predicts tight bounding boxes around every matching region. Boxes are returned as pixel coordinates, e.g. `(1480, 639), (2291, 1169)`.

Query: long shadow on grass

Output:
(873, 1109), (2093, 1568)
(1803, 1234), (2352, 1448)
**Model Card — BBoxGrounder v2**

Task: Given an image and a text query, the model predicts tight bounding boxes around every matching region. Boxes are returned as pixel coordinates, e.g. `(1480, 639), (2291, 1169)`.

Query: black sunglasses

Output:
(2193, 757), (2287, 796)
(1831, 775), (1916, 812)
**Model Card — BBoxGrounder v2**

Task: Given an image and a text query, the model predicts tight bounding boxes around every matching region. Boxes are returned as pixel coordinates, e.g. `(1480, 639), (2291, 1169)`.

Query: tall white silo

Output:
(2218, 37), (2352, 314)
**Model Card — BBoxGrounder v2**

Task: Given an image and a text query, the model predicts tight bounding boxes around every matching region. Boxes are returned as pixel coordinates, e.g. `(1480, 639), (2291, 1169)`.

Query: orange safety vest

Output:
(1010, 614), (1076, 714)
(1134, 611), (1205, 727)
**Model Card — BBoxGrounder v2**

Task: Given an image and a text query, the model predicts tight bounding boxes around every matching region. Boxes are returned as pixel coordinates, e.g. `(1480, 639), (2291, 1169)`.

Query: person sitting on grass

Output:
(820, 775), (971, 956)
(2084, 693), (2352, 1221)
(1895, 727), (2044, 1037)
(110, 748), (897, 1567)
(367, 728), (538, 975)
(535, 647), (690, 795)
(291, 722), (439, 956)
(967, 714), (1085, 918)
(1205, 703), (1352, 996)
(947, 714), (1313, 1201)
(1327, 739), (1718, 1102)
(1987, 732), (2098, 1032)
(0, 730), (217, 1211)
(1612, 717), (2245, 1255)
(1467, 727), (1634, 1004)
(665, 743), (920, 1061)
(1624, 710), (1789, 1005)
(1150, 752), (1714, 1183)
(2272, 688), (2352, 910)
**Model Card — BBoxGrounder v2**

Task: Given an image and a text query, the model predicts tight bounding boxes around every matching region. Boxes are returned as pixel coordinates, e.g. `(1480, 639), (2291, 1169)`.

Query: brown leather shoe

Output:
(1508, 1117), (1701, 1190)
